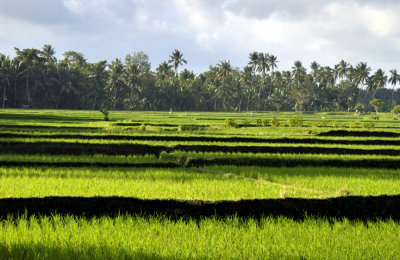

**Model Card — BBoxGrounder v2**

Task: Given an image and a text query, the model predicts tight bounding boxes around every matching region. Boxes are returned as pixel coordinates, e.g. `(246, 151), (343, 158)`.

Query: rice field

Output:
(1, 109), (400, 258)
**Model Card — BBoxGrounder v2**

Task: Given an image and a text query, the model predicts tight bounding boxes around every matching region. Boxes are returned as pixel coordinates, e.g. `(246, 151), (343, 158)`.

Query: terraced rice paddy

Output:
(1, 109), (400, 258)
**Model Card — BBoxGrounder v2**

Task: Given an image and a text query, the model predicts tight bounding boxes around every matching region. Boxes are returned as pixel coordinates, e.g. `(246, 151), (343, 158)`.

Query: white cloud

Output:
(1, 0), (400, 72)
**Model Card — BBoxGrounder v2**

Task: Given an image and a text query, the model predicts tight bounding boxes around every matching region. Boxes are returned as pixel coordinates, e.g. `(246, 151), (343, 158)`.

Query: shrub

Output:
(270, 117), (281, 127)
(287, 116), (303, 127)
(349, 121), (361, 128)
(241, 119), (251, 127)
(332, 121), (344, 128)
(256, 119), (269, 127)
(99, 108), (110, 121)
(363, 122), (375, 129)
(370, 98), (385, 113)
(225, 118), (237, 128)
(140, 124), (147, 131)
(178, 125), (200, 131)
(391, 105), (400, 114)
(261, 119), (269, 127)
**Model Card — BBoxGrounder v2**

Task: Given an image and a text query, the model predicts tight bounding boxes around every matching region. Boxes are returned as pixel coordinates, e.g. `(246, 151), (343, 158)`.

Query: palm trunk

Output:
(257, 75), (264, 111)
(93, 94), (97, 110)
(113, 88), (117, 109)
(246, 92), (250, 111)
(392, 85), (395, 108)
(247, 73), (254, 111)
(26, 74), (30, 105)
(2, 85), (5, 108)
(55, 93), (61, 109)
(13, 84), (17, 108)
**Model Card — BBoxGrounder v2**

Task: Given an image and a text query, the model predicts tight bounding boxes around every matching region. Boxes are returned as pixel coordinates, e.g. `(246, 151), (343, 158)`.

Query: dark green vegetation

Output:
(1, 109), (400, 258)
(1, 47), (400, 112)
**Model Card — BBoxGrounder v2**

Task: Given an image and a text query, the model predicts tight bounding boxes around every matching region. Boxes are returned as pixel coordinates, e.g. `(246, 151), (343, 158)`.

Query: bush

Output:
(391, 105), (400, 114)
(287, 116), (303, 127)
(256, 119), (269, 127)
(225, 118), (237, 128)
(241, 120), (251, 127)
(270, 117), (281, 127)
(140, 124), (147, 131)
(363, 122), (375, 129)
(332, 121), (344, 128)
(99, 108), (110, 121)
(178, 125), (200, 131)
(370, 98), (385, 113)
(349, 121), (361, 128)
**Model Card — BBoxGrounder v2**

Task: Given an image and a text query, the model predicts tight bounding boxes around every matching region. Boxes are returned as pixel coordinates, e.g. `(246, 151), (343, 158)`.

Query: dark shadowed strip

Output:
(1, 196), (399, 221)
(2, 133), (400, 145)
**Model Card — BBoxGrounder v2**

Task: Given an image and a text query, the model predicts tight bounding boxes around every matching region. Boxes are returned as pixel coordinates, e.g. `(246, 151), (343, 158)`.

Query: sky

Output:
(1, 0), (400, 74)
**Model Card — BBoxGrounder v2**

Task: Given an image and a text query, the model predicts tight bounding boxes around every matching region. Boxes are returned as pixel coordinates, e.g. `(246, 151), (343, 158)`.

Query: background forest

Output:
(1, 45), (399, 112)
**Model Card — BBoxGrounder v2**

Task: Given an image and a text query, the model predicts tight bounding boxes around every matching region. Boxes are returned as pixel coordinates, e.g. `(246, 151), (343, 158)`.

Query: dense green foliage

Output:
(1, 46), (400, 111)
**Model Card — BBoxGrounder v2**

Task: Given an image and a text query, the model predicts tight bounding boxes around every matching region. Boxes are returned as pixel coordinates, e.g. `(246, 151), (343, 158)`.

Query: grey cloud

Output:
(223, 0), (400, 19)
(224, 0), (329, 19)
(0, 0), (75, 24)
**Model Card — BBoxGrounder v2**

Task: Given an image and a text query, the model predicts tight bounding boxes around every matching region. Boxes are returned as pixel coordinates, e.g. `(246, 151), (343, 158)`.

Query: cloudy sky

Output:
(1, 0), (399, 73)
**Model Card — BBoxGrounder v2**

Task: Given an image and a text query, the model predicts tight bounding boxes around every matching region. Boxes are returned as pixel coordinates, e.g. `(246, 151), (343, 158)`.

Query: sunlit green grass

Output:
(1, 166), (400, 200)
(0, 154), (167, 164)
(0, 167), (312, 199)
(208, 166), (400, 197)
(3, 137), (400, 151)
(1, 215), (399, 259)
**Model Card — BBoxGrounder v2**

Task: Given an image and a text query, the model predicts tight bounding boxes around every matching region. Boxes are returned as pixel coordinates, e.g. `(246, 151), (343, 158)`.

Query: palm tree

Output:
(241, 66), (252, 111)
(310, 61), (320, 81)
(217, 60), (232, 110)
(389, 69), (400, 107)
(335, 60), (350, 80)
(40, 44), (57, 64)
(351, 62), (370, 102)
(0, 55), (12, 108)
(248, 52), (259, 74)
(54, 63), (76, 109)
(370, 69), (387, 99)
(14, 48), (44, 105)
(156, 61), (174, 109)
(108, 58), (125, 109)
(62, 51), (86, 67)
(88, 61), (108, 110)
(292, 61), (306, 83)
(124, 62), (141, 107)
(266, 54), (278, 99)
(168, 49), (187, 76)
(256, 53), (269, 110)
(321, 66), (335, 88)
(247, 52), (259, 110)
(267, 54), (278, 72)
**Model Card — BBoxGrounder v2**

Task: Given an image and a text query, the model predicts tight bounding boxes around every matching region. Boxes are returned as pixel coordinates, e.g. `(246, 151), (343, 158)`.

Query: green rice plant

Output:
(270, 117), (280, 127)
(363, 122), (375, 129)
(139, 124), (147, 131)
(287, 116), (303, 127)
(0, 167), (317, 200)
(241, 119), (251, 127)
(1, 215), (400, 259)
(349, 121), (361, 128)
(332, 121), (344, 128)
(225, 118), (237, 128)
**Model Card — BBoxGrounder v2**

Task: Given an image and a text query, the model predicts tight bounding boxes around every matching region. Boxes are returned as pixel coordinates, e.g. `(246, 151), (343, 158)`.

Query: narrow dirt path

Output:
(194, 167), (339, 198)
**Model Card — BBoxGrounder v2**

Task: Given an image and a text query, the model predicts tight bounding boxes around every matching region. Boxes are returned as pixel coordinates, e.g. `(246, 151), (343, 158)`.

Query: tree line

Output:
(0, 45), (399, 112)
